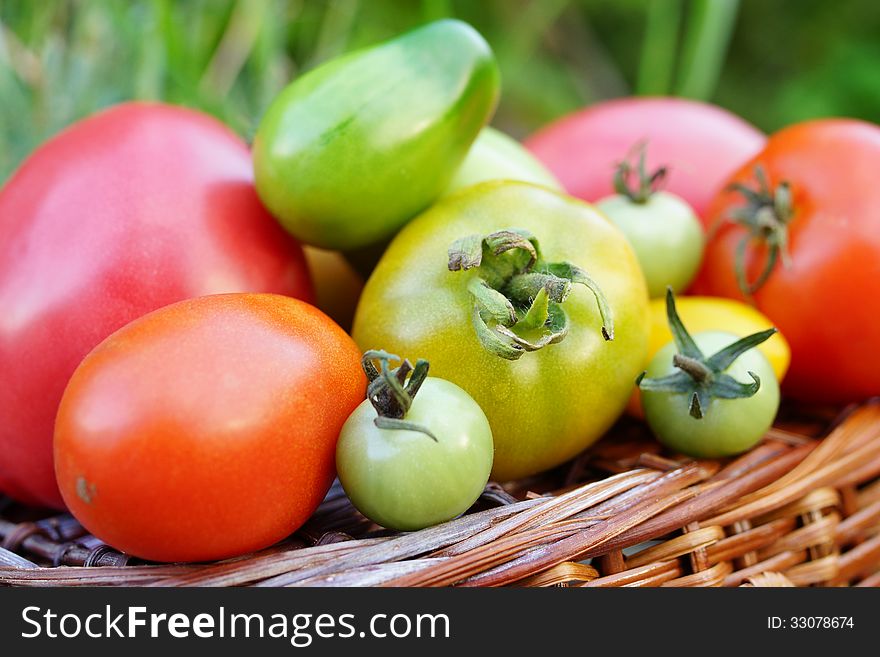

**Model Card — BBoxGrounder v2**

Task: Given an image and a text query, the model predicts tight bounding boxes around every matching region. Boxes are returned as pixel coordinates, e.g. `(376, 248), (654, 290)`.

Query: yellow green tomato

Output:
(353, 181), (649, 482)
(639, 291), (780, 458)
(442, 127), (563, 197)
(253, 19), (499, 250)
(336, 352), (493, 531)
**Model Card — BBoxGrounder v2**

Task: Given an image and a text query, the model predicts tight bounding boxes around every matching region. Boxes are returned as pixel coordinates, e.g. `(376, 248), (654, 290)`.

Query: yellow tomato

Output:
(627, 296), (790, 416)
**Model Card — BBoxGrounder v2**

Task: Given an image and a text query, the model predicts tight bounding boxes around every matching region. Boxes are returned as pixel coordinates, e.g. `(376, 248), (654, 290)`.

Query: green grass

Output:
(1, 0), (879, 182)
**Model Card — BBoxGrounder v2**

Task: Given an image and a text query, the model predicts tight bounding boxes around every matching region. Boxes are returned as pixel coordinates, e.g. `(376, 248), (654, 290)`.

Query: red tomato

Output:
(54, 293), (365, 563)
(694, 119), (880, 404)
(525, 97), (765, 223)
(0, 103), (313, 509)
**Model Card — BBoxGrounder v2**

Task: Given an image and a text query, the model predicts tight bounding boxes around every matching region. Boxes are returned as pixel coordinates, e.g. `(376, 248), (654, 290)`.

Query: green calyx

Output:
(637, 289), (777, 419)
(726, 165), (794, 295)
(362, 350), (437, 441)
(448, 228), (613, 361)
(612, 141), (668, 204)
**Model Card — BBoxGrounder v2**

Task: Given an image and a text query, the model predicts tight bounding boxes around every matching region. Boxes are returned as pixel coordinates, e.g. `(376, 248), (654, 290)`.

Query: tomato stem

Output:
(612, 141), (668, 204)
(637, 288), (775, 420)
(727, 165), (794, 295)
(448, 228), (614, 360)
(361, 351), (437, 441)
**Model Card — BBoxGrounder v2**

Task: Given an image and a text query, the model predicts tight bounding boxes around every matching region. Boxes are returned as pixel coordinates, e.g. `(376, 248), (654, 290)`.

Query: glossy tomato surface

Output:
(353, 181), (649, 482)
(55, 294), (365, 563)
(694, 119), (880, 403)
(0, 102), (313, 508)
(525, 97), (765, 223)
(253, 19), (499, 250)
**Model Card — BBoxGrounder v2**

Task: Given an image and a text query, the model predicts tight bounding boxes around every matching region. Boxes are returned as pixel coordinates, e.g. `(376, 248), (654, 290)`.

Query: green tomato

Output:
(352, 181), (649, 482)
(596, 190), (704, 299)
(641, 330), (780, 458)
(337, 377), (494, 531)
(253, 19), (499, 251)
(442, 127), (563, 198)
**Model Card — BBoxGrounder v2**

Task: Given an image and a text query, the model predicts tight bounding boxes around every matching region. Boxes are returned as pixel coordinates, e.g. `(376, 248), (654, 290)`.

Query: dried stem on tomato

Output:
(447, 228), (613, 360)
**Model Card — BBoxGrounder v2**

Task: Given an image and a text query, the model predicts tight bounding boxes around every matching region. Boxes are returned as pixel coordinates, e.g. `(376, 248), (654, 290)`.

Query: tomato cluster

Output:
(1, 18), (877, 563)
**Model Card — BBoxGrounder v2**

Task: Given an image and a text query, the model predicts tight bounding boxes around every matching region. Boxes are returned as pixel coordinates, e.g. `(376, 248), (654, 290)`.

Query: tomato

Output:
(646, 296), (790, 381)
(694, 119), (880, 403)
(0, 102), (312, 509)
(336, 351), (493, 531)
(253, 19), (499, 251)
(442, 126), (562, 198)
(627, 295), (790, 417)
(639, 292), (780, 458)
(54, 294), (365, 563)
(353, 181), (649, 481)
(595, 146), (703, 298)
(303, 247), (364, 332)
(525, 97), (765, 224)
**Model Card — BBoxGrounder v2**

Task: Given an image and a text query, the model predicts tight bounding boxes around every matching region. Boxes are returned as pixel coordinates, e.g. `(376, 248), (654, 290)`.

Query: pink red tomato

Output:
(525, 97), (766, 223)
(0, 102), (313, 508)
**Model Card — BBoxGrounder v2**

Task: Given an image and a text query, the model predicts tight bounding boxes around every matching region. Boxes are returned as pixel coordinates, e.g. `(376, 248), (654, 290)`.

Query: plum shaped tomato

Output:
(694, 119), (880, 403)
(639, 290), (780, 458)
(595, 144), (704, 298)
(0, 102), (312, 509)
(525, 96), (765, 224)
(253, 19), (499, 251)
(337, 351), (494, 531)
(54, 294), (365, 563)
(353, 181), (649, 482)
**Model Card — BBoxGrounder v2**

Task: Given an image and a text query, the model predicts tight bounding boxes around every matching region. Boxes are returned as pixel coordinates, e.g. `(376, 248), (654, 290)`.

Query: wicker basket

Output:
(2, 400), (879, 587)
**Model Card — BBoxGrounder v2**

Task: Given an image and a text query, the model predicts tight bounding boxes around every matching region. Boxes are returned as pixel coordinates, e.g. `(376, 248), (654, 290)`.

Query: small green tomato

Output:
(638, 290), (780, 458)
(596, 144), (704, 298)
(336, 351), (494, 531)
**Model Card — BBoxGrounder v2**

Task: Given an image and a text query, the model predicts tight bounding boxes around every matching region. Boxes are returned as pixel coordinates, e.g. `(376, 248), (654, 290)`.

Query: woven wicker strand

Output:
(1, 401), (878, 587)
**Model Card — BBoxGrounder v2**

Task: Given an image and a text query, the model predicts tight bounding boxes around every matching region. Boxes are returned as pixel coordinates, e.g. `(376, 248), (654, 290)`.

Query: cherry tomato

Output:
(54, 294), (365, 563)
(0, 102), (312, 508)
(595, 146), (703, 298)
(336, 352), (493, 531)
(353, 181), (649, 482)
(626, 295), (790, 418)
(694, 119), (880, 403)
(525, 97), (765, 224)
(639, 292), (780, 458)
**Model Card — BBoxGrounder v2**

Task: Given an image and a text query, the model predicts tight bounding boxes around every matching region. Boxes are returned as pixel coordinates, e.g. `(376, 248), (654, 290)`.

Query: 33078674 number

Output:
(789, 617), (854, 629)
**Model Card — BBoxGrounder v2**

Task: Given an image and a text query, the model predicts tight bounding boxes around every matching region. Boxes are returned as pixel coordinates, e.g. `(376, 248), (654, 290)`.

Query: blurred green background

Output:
(1, 0), (879, 182)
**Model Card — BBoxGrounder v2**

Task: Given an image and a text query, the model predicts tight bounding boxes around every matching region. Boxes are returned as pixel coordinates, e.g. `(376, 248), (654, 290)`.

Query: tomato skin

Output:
(353, 181), (649, 482)
(303, 247), (364, 333)
(525, 97), (765, 224)
(253, 19), (499, 251)
(337, 377), (493, 531)
(694, 119), (880, 403)
(0, 102), (313, 509)
(54, 294), (365, 563)
(642, 331), (780, 458)
(596, 191), (704, 298)
(442, 127), (562, 198)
